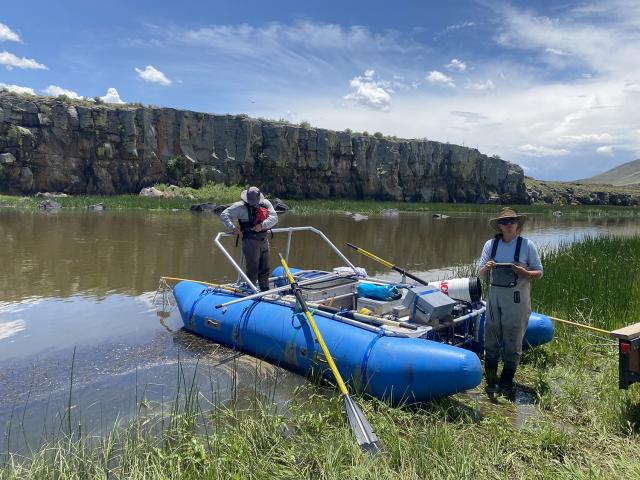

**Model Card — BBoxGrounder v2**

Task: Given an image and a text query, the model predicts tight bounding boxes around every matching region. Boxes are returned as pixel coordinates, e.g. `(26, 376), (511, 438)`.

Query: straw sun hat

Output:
(489, 207), (527, 232)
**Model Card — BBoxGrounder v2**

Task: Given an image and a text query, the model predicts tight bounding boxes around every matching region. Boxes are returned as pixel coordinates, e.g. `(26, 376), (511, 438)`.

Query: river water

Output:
(1, 208), (639, 450)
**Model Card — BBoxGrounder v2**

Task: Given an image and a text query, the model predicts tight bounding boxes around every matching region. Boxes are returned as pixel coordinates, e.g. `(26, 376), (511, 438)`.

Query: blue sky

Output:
(1, 0), (639, 181)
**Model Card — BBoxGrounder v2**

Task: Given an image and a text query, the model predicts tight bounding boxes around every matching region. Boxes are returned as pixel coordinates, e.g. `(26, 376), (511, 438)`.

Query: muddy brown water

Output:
(1, 208), (639, 451)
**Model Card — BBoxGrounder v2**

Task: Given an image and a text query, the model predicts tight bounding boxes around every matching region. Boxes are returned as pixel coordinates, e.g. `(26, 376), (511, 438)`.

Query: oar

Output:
(214, 272), (342, 310)
(346, 242), (428, 285)
(278, 254), (382, 455)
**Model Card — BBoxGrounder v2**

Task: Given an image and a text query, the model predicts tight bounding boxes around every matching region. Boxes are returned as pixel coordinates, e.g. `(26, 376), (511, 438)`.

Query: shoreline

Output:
(2, 185), (640, 216)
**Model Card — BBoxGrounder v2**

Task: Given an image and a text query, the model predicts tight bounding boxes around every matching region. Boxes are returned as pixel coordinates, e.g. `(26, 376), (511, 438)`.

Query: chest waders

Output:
(484, 235), (532, 393)
(239, 204), (271, 291)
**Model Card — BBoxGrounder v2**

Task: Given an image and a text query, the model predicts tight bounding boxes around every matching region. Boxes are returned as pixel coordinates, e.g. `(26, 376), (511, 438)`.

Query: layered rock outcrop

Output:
(0, 92), (527, 202)
(526, 179), (640, 206)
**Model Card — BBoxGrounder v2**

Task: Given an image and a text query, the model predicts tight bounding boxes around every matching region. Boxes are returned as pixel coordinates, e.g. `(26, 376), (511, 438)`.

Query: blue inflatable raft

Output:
(171, 226), (554, 405)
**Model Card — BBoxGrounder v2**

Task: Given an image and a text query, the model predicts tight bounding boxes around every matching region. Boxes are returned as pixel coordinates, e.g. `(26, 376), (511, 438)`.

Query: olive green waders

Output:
(242, 236), (271, 291)
(485, 270), (531, 390)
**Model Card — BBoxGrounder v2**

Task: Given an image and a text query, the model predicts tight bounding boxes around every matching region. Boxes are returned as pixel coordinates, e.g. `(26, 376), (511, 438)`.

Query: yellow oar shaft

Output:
(281, 259), (349, 395)
(301, 308), (349, 394)
(354, 248), (394, 268)
(548, 316), (610, 335)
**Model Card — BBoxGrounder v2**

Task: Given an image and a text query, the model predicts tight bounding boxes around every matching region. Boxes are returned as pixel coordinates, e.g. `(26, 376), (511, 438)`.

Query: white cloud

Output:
(494, 4), (640, 76)
(178, 20), (417, 54)
(518, 144), (571, 156)
(0, 23), (21, 43)
(426, 70), (455, 88)
(450, 111), (488, 122)
(43, 85), (84, 99)
(435, 21), (476, 39)
(135, 65), (172, 86)
(100, 88), (125, 104)
(444, 21), (475, 33)
(446, 59), (466, 72)
(561, 133), (613, 144)
(596, 145), (614, 155)
(546, 47), (569, 56)
(0, 50), (46, 70)
(344, 72), (392, 111)
(0, 82), (35, 95)
(466, 79), (494, 92)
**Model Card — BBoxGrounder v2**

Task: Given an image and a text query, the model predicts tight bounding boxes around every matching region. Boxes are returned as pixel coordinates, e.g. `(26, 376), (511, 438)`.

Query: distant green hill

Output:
(578, 159), (640, 186)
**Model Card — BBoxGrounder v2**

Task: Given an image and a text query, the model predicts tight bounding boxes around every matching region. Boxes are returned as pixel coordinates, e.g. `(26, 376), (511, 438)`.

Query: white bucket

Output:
(427, 277), (482, 303)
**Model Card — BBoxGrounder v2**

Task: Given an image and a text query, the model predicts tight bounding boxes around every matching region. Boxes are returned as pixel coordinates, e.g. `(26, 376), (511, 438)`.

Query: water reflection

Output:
(2, 209), (639, 302)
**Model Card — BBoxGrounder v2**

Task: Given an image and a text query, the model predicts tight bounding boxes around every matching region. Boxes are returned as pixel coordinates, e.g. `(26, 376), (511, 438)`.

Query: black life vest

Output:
(238, 202), (270, 239)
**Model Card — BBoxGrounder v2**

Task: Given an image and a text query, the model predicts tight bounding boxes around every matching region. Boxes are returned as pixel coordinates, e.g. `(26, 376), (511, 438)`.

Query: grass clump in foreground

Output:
(3, 236), (640, 479)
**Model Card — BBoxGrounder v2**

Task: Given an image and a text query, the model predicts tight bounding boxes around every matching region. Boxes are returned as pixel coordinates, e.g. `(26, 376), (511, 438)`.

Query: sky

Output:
(1, 0), (639, 181)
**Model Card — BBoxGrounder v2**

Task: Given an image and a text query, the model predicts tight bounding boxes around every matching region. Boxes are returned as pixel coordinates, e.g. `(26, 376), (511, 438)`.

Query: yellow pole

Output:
(548, 315), (610, 335)
(280, 258), (350, 395)
(352, 247), (394, 269)
(160, 276), (242, 293)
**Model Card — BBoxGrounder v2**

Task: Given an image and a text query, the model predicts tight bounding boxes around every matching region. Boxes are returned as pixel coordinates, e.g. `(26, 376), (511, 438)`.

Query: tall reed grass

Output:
(533, 235), (640, 332)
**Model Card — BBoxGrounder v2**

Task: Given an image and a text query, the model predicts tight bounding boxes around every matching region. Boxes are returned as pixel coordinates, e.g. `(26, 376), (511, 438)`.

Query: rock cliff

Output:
(0, 92), (527, 202)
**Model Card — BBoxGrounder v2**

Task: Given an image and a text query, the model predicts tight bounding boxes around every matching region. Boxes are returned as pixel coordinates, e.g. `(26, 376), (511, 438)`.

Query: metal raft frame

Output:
(212, 225), (486, 343)
(213, 226), (360, 292)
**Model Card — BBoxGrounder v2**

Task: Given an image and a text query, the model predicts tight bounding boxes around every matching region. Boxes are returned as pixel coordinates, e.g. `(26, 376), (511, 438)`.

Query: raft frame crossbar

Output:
(214, 226), (360, 292)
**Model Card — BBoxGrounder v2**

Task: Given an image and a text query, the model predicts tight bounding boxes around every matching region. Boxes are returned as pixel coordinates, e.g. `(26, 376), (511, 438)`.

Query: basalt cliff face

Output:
(0, 92), (527, 202)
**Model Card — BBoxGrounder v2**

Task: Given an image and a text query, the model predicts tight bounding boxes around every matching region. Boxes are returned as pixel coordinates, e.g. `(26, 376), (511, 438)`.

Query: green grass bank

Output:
(2, 182), (640, 216)
(2, 237), (640, 479)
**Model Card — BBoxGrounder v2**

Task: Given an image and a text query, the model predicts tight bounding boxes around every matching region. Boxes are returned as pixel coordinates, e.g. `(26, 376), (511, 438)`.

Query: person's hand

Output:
(512, 265), (530, 278)
(252, 223), (263, 232)
(231, 226), (241, 235)
(484, 260), (496, 270)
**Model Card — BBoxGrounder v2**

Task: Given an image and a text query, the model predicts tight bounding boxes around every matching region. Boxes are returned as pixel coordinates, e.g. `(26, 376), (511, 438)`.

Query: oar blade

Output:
(344, 395), (382, 455)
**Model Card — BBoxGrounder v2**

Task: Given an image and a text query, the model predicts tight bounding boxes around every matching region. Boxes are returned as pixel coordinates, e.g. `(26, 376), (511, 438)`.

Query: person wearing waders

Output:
(220, 187), (278, 291)
(478, 208), (543, 397)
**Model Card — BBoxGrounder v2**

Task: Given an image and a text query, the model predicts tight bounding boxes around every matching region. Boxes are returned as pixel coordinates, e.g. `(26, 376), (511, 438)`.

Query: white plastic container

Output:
(428, 277), (482, 303)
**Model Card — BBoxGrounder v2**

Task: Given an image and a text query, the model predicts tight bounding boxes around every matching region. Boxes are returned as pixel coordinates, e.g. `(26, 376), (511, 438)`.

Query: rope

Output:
(548, 316), (610, 335)
(187, 288), (215, 324)
(360, 330), (385, 393)
(233, 299), (262, 349)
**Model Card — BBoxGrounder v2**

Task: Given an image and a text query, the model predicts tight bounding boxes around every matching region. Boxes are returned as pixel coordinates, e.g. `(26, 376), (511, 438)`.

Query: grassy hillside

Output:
(577, 159), (640, 186)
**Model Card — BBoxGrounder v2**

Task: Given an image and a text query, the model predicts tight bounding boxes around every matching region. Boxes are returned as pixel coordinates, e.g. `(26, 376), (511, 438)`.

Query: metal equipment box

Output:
(402, 285), (457, 325)
(301, 277), (358, 303)
(356, 296), (404, 315)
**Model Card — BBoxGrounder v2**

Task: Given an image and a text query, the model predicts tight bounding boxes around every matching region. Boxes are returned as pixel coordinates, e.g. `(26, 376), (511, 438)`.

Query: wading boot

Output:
(484, 361), (499, 394)
(498, 367), (516, 399)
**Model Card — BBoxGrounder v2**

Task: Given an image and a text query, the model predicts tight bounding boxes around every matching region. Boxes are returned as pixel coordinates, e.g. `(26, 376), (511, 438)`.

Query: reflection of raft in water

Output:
(172, 227), (553, 405)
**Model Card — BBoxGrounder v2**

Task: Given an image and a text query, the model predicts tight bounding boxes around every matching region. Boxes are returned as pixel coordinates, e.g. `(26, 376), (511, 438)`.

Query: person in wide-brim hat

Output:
(241, 186), (265, 206)
(219, 186), (278, 292)
(489, 207), (527, 232)
(478, 205), (543, 399)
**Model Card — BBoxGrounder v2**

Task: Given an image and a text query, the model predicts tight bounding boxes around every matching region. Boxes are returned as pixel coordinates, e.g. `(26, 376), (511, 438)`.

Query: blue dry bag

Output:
(357, 282), (402, 301)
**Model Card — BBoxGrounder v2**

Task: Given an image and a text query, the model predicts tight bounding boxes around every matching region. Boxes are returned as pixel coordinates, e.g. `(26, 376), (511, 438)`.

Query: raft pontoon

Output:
(172, 226), (553, 405)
